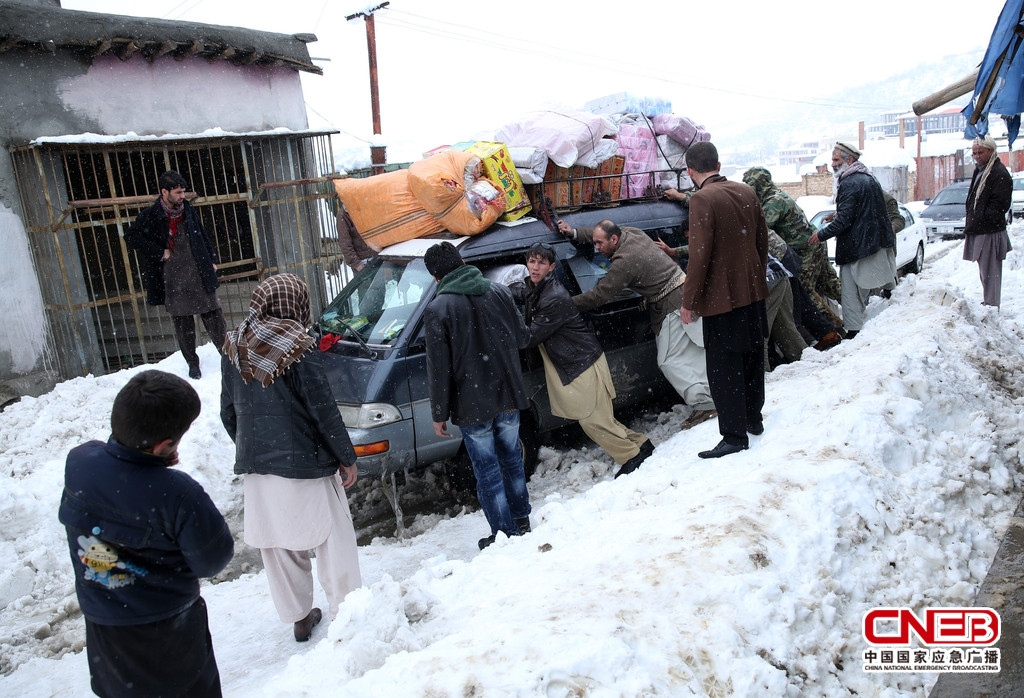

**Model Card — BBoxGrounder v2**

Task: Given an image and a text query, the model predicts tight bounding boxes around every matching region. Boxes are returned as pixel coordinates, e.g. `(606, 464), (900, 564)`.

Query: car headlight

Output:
(338, 403), (403, 428)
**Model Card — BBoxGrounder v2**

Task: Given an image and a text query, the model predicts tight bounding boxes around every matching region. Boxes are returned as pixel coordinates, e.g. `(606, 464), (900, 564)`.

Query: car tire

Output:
(448, 414), (541, 493)
(909, 242), (924, 275)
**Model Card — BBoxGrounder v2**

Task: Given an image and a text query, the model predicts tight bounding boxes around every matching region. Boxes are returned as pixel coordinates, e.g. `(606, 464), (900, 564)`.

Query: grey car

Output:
(315, 201), (689, 480)
(919, 180), (970, 239)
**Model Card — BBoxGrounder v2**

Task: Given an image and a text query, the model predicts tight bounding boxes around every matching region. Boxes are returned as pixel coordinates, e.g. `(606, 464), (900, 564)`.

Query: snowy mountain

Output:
(722, 50), (987, 162)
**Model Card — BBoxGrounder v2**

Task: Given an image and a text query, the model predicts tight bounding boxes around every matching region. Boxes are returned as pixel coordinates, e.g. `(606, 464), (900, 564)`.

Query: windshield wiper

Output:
(331, 317), (380, 360)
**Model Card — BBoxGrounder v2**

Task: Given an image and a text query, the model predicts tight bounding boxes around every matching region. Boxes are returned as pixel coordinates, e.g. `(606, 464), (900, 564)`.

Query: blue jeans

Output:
(460, 410), (531, 536)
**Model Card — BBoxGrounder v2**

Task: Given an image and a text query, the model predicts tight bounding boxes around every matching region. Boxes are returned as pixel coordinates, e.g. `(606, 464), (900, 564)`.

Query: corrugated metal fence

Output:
(11, 131), (353, 380)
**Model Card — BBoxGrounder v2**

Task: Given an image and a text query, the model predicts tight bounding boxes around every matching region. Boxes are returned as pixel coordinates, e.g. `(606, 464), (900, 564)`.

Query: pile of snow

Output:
(2, 229), (1023, 695)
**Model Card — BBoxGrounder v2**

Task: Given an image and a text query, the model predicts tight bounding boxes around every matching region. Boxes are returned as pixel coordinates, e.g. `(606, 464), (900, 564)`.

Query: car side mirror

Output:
(924, 199), (931, 205)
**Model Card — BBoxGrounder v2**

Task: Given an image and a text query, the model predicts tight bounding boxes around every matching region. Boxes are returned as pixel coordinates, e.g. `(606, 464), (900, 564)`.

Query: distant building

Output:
(867, 106), (967, 139)
(777, 141), (824, 166)
(0, 0), (345, 399)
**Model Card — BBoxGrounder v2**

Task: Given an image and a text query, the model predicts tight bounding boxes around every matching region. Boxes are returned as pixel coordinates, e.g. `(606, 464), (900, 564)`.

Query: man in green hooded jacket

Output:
(423, 241), (533, 550)
(742, 167), (842, 321)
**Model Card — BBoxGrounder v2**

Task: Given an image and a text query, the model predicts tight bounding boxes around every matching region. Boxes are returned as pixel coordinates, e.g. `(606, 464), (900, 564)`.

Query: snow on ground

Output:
(2, 228), (1023, 696)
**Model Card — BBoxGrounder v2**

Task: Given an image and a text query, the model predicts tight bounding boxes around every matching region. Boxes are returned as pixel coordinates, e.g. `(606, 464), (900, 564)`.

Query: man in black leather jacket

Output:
(423, 242), (533, 550)
(509, 243), (653, 479)
(809, 142), (896, 339)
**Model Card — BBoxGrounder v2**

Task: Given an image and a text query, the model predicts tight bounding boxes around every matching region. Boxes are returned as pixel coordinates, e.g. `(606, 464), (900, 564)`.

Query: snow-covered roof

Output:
(24, 127), (338, 147)
(0, 1), (322, 75)
(811, 142), (919, 172)
(859, 142), (918, 172)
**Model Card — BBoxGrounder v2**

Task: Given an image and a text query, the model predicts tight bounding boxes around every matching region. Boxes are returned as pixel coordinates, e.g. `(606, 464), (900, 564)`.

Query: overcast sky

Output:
(63, 0), (1005, 163)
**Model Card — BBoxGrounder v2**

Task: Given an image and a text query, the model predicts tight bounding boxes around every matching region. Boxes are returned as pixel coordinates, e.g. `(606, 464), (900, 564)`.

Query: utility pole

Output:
(346, 2), (389, 173)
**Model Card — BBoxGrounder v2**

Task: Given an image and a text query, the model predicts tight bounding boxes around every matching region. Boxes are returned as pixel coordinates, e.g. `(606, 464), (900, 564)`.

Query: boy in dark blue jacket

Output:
(59, 370), (234, 697)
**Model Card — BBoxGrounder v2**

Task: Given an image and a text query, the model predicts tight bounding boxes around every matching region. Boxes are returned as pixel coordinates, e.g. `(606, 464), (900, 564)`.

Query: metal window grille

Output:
(10, 131), (352, 380)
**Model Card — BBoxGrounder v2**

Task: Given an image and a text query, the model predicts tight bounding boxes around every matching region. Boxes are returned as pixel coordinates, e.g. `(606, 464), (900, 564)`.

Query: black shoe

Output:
(614, 439), (655, 479)
(614, 456), (642, 479)
(293, 608), (322, 642)
(478, 534), (496, 550)
(844, 330), (858, 340)
(747, 422), (764, 436)
(698, 439), (748, 459)
(514, 517), (531, 534)
(188, 364), (201, 379)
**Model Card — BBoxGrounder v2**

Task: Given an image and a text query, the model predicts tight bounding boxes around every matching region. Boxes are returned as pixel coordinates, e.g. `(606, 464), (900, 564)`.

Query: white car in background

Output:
(809, 203), (926, 276)
(1012, 173), (1024, 218)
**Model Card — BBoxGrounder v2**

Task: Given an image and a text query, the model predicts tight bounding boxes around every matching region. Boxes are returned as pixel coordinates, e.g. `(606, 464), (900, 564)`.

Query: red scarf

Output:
(159, 197), (184, 251)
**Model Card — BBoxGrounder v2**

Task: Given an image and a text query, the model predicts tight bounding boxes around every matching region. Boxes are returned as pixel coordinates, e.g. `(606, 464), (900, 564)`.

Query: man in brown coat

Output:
(681, 141), (770, 458)
(557, 218), (714, 416)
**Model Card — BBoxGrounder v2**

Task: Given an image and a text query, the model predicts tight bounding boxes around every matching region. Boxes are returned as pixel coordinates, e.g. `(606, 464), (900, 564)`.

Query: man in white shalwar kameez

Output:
(222, 274), (361, 643)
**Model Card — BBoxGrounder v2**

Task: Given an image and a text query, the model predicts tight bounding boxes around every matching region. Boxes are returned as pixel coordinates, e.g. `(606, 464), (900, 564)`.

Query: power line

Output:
(382, 9), (895, 112)
(160, 0), (198, 20)
(303, 100), (373, 144)
(313, 0), (330, 32)
(164, 0), (207, 21)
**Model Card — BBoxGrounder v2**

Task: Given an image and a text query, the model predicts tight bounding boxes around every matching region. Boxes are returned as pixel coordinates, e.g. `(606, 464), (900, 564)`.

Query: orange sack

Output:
(408, 150), (505, 236)
(334, 171), (444, 248)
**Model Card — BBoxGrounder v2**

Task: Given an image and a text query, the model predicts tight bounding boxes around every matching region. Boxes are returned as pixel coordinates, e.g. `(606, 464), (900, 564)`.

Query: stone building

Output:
(0, 0), (345, 401)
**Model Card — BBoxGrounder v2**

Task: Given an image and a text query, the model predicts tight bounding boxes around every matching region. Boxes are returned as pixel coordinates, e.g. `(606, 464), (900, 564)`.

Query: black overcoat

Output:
(125, 199), (220, 306)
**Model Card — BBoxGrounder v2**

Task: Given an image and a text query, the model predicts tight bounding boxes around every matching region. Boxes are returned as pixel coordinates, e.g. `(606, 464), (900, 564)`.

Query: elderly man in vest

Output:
(808, 142), (897, 339)
(964, 134), (1013, 307)
(557, 217), (715, 426)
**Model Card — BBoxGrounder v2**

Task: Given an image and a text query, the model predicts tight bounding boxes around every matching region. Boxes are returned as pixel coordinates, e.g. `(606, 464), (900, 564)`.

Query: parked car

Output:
(315, 201), (689, 480)
(809, 202), (926, 276)
(918, 180), (969, 239)
(1011, 173), (1024, 218)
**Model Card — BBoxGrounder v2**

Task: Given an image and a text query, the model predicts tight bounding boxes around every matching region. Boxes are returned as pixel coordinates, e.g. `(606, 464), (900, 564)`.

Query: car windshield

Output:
(317, 257), (433, 345)
(931, 187), (969, 206)
(810, 211), (831, 231)
(1014, 179), (1024, 191)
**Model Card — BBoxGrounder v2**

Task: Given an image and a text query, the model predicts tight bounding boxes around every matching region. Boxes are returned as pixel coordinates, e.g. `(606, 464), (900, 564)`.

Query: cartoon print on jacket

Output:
(77, 535), (137, 589)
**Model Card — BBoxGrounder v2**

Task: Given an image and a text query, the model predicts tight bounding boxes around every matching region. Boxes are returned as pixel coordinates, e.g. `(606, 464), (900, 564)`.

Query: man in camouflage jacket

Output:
(742, 167), (842, 322)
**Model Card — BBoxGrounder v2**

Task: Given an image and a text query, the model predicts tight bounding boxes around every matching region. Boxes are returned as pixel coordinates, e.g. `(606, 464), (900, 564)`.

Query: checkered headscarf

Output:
(223, 273), (315, 387)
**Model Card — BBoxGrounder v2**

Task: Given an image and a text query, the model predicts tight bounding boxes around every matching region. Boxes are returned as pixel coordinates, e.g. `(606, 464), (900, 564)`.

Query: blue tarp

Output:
(963, 0), (1024, 147)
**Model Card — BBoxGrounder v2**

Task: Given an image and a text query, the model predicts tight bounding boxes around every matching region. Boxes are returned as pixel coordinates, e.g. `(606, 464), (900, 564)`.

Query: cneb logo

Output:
(863, 608), (1001, 646)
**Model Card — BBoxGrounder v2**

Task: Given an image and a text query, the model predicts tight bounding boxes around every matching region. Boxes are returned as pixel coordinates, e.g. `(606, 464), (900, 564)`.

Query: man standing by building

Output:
(125, 170), (226, 379)
(963, 134), (1013, 308)
(509, 243), (654, 479)
(556, 219), (715, 425)
(808, 143), (896, 339)
(741, 166), (843, 324)
(681, 141), (769, 459)
(423, 241), (532, 549)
